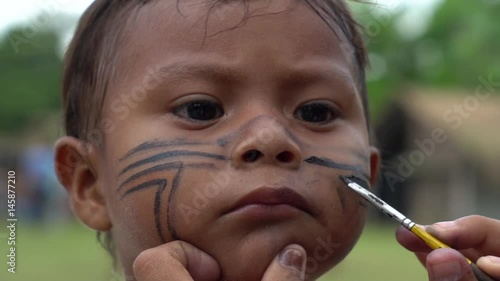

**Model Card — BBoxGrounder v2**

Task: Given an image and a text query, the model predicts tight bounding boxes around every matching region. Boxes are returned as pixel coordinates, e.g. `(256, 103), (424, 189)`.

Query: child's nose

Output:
(230, 118), (302, 169)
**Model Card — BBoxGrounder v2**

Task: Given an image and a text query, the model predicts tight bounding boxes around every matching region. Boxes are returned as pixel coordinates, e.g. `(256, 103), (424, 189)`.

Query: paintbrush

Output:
(339, 175), (497, 281)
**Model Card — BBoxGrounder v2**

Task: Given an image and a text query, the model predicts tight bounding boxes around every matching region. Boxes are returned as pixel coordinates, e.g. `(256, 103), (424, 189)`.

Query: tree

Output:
(0, 24), (62, 134)
(350, 1), (500, 119)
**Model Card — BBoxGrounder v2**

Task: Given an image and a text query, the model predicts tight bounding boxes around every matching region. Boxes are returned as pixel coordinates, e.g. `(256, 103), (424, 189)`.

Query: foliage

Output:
(352, 1), (500, 118)
(0, 27), (61, 135)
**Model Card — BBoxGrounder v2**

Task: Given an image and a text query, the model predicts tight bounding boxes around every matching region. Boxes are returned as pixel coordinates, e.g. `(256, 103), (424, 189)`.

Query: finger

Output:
(133, 241), (220, 281)
(427, 216), (500, 256)
(261, 244), (306, 281)
(426, 248), (477, 281)
(396, 225), (439, 267)
(396, 225), (433, 253)
(477, 256), (500, 279)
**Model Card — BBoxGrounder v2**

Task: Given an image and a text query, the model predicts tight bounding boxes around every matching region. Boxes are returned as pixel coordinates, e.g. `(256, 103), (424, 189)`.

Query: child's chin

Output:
(176, 206), (367, 281)
(215, 243), (341, 281)
(204, 224), (360, 281)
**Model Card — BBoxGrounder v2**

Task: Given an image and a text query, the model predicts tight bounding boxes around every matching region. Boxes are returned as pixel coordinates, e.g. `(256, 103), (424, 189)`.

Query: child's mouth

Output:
(222, 186), (314, 220)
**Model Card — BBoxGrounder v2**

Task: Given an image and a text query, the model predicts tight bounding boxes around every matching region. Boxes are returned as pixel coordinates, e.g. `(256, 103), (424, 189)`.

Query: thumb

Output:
(426, 248), (476, 281)
(262, 244), (307, 281)
(133, 240), (220, 281)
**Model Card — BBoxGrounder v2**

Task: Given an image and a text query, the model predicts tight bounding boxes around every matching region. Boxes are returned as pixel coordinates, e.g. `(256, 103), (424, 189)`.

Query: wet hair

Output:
(62, 0), (369, 258)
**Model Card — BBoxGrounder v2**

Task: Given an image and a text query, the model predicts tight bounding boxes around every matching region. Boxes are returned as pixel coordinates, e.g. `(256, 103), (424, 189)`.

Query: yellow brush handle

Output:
(410, 225), (472, 264)
(409, 225), (500, 281)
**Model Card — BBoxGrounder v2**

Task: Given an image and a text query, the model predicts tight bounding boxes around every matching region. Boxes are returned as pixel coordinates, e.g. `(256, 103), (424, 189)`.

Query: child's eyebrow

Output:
(149, 59), (357, 91)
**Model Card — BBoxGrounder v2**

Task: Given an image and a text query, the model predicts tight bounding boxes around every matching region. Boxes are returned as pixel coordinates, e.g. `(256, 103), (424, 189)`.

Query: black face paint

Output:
(119, 150), (225, 175)
(118, 161), (215, 242)
(166, 163), (184, 241)
(340, 175), (372, 209)
(116, 135), (371, 243)
(117, 139), (224, 242)
(304, 156), (369, 181)
(304, 156), (370, 210)
(117, 162), (215, 194)
(119, 139), (211, 161)
(121, 178), (167, 199)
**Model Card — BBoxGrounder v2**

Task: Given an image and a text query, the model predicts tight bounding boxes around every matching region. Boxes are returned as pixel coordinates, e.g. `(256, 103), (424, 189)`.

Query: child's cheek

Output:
(304, 190), (367, 279)
(102, 172), (178, 271)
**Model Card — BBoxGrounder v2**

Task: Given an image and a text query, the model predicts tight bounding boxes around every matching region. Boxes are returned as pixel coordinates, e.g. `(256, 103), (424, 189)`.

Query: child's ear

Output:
(368, 146), (381, 188)
(54, 136), (111, 231)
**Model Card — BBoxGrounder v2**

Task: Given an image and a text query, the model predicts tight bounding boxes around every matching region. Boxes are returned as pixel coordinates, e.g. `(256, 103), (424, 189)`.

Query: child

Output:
(53, 0), (500, 280)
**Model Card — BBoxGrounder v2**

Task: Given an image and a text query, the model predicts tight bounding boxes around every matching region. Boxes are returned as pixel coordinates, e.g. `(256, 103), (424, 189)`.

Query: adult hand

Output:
(396, 215), (500, 281)
(133, 241), (307, 281)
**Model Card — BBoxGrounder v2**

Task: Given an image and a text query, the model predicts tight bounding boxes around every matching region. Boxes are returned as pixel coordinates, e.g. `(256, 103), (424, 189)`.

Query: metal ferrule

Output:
(403, 218), (415, 229)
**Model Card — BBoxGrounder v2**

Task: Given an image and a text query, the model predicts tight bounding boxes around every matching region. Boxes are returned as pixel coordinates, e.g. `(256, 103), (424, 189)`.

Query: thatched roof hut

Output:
(375, 89), (500, 223)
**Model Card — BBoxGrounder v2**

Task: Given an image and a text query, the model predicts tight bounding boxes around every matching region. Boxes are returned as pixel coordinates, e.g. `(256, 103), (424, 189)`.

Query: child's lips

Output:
(222, 187), (315, 219)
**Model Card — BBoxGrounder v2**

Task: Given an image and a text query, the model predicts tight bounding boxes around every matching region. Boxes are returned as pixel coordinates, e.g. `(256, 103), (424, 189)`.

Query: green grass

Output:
(0, 222), (113, 281)
(0, 222), (427, 281)
(320, 224), (427, 281)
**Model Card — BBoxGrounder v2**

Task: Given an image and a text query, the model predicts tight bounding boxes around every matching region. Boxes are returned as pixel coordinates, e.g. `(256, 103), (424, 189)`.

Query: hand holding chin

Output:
(133, 241), (307, 281)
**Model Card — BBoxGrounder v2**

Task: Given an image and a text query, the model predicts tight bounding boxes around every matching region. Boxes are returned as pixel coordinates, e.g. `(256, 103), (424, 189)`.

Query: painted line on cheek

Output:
(118, 162), (185, 243)
(119, 150), (225, 175)
(342, 175), (371, 209)
(303, 156), (370, 180)
(117, 178), (169, 243)
(120, 178), (168, 199)
(154, 178), (169, 244)
(116, 162), (215, 193)
(166, 164), (184, 241)
(119, 140), (211, 161)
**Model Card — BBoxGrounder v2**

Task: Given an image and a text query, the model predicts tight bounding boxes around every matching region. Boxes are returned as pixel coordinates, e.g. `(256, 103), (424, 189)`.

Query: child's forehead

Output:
(118, 0), (354, 66)
(99, 0), (362, 112)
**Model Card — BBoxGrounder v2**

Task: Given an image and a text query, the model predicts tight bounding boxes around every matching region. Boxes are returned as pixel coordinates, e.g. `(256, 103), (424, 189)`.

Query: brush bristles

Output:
(339, 175), (369, 189)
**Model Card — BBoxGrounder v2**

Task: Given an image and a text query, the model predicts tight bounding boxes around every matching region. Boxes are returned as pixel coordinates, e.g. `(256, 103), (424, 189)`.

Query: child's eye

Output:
(294, 102), (341, 124)
(173, 100), (224, 122)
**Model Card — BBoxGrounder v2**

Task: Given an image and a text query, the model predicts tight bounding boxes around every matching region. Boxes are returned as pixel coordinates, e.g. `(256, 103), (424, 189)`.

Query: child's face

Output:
(81, 0), (378, 280)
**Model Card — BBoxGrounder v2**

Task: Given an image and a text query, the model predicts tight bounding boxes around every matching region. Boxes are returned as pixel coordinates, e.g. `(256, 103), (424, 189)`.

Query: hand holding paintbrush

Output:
(340, 175), (500, 281)
(396, 217), (500, 281)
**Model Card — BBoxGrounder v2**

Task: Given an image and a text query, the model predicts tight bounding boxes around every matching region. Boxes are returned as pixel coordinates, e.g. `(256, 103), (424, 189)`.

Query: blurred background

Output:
(0, 0), (499, 280)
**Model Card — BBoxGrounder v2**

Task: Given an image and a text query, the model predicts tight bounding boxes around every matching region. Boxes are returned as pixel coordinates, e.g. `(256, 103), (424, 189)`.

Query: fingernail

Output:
(434, 221), (457, 229)
(280, 247), (305, 272)
(430, 261), (463, 281)
(487, 256), (500, 264)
